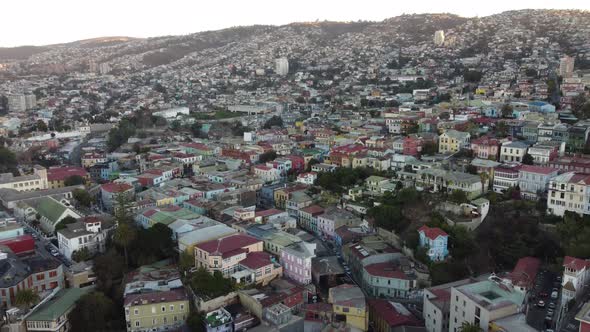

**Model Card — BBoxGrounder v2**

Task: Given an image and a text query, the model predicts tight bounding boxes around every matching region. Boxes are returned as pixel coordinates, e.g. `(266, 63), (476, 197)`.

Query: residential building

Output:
(57, 215), (112, 260)
(233, 251), (283, 286)
(517, 165), (558, 200)
(46, 166), (89, 189)
(547, 172), (590, 216)
(281, 241), (316, 285)
(470, 137), (500, 160)
(253, 165), (281, 183)
(0, 247), (65, 308)
(560, 55), (575, 78)
(296, 172), (317, 185)
(499, 141), (529, 163)
(124, 288), (189, 332)
(204, 308), (233, 332)
(298, 205), (324, 234)
(527, 141), (563, 164)
(329, 284), (368, 331)
(418, 226), (449, 262)
(448, 279), (525, 332)
(438, 130), (470, 154)
(417, 169), (483, 199)
(316, 207), (362, 241)
(275, 57), (289, 76)
(493, 165), (520, 193)
(502, 257), (541, 293)
(575, 302), (590, 332)
(433, 30), (445, 46)
(562, 256), (590, 303)
(368, 299), (422, 332)
(194, 234), (263, 276)
(100, 182), (135, 212)
(362, 262), (418, 298)
(25, 288), (91, 332)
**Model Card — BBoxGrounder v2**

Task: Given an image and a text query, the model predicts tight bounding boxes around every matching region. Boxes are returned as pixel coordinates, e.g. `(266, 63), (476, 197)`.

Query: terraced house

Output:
(438, 130), (470, 154)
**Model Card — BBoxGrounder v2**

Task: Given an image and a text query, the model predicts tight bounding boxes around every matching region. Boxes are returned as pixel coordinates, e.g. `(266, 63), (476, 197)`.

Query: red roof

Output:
(196, 234), (261, 255)
(101, 182), (133, 193)
(0, 235), (35, 255)
(300, 205), (324, 215)
(418, 225), (448, 240)
(368, 299), (421, 328)
(519, 165), (558, 175)
(364, 262), (409, 280)
(564, 256), (590, 271)
(507, 256), (541, 289)
(240, 251), (274, 270)
(255, 209), (284, 218)
(47, 166), (88, 182)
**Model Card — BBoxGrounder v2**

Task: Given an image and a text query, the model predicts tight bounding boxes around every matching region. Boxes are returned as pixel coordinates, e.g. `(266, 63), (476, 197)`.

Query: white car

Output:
(551, 291), (558, 299)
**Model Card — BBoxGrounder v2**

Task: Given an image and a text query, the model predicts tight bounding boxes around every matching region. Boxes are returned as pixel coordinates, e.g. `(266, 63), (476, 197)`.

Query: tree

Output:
(421, 141), (438, 156)
(522, 153), (534, 165)
(113, 223), (136, 268)
(73, 189), (95, 207)
(259, 151), (277, 163)
(449, 190), (468, 204)
(56, 216), (78, 230)
(72, 247), (92, 262)
(64, 175), (86, 186)
(68, 292), (121, 332)
(0, 147), (18, 175)
(500, 104), (513, 118)
(107, 119), (136, 152)
(263, 115), (284, 129)
(187, 311), (206, 332)
(459, 322), (483, 332)
(35, 120), (48, 132)
(93, 250), (126, 294)
(15, 289), (40, 309)
(495, 122), (508, 138)
(479, 172), (489, 191)
(465, 165), (478, 175)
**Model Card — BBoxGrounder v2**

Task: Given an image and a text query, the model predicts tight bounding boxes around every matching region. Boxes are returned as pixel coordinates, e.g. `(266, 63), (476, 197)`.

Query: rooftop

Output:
(27, 288), (91, 322)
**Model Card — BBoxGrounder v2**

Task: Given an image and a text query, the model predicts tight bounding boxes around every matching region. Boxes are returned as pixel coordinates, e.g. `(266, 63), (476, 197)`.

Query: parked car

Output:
(537, 300), (546, 308)
(548, 302), (556, 309)
(551, 291), (558, 299)
(539, 292), (548, 298)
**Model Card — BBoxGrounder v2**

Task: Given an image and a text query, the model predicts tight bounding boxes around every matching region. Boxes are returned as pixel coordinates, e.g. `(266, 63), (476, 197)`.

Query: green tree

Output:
(15, 289), (40, 309)
(68, 292), (121, 332)
(93, 250), (126, 294)
(465, 165), (478, 175)
(500, 104), (513, 118)
(421, 141), (438, 155)
(73, 189), (95, 207)
(522, 153), (534, 165)
(107, 119), (136, 152)
(449, 190), (468, 204)
(72, 247), (92, 262)
(56, 216), (78, 230)
(35, 120), (48, 132)
(113, 223), (136, 268)
(459, 322), (483, 332)
(263, 115), (284, 129)
(64, 175), (86, 186)
(495, 122), (508, 138)
(0, 147), (18, 175)
(187, 311), (206, 332)
(259, 151), (277, 163)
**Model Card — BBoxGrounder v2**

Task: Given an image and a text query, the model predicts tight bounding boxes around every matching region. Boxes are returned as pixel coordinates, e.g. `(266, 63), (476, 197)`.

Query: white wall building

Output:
(275, 58), (289, 76)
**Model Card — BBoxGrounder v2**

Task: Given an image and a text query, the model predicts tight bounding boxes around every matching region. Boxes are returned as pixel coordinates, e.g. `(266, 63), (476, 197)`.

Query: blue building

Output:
(528, 101), (556, 113)
(418, 225), (449, 261)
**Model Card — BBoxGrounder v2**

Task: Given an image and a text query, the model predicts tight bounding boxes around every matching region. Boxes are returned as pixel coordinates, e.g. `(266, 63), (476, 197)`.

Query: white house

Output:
(296, 172), (317, 185)
(562, 256), (590, 303)
(57, 216), (112, 259)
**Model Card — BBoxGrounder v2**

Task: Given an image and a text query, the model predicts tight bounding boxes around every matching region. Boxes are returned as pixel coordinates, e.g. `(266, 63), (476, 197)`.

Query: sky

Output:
(1, 0), (589, 47)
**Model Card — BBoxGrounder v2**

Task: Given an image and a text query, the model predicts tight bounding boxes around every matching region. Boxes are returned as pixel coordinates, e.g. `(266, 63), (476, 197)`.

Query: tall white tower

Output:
(434, 30), (445, 46)
(275, 58), (289, 76)
(559, 55), (575, 78)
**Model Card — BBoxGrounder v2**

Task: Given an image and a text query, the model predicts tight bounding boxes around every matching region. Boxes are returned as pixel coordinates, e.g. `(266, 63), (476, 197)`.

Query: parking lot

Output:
(526, 269), (561, 331)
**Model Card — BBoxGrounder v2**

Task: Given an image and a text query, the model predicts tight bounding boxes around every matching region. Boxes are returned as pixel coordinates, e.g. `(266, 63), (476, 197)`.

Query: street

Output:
(526, 269), (560, 331)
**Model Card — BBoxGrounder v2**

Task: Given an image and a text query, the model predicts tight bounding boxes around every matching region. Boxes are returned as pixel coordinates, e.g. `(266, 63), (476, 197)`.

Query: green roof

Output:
(36, 197), (67, 225)
(27, 288), (91, 322)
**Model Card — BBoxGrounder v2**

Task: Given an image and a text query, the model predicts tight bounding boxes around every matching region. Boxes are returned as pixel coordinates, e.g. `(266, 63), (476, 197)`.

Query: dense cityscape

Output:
(1, 8), (590, 332)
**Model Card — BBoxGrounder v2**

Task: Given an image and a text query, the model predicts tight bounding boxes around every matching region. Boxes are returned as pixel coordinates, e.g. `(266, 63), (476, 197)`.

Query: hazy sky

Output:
(1, 0), (588, 47)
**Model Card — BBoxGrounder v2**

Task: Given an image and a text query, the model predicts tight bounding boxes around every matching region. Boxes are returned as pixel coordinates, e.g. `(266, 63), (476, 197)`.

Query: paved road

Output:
(526, 269), (560, 331)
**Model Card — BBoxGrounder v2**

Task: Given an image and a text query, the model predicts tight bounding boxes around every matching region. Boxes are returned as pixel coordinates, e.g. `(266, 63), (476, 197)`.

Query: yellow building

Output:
(438, 129), (471, 154)
(329, 284), (368, 331)
(124, 289), (189, 332)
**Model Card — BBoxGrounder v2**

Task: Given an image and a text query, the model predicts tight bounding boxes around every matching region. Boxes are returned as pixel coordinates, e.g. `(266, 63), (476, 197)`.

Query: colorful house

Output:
(329, 284), (368, 331)
(418, 226), (449, 261)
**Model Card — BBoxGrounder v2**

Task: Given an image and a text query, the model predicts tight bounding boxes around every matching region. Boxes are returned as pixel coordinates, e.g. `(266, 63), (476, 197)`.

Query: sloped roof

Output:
(418, 225), (448, 240)
(35, 197), (67, 224)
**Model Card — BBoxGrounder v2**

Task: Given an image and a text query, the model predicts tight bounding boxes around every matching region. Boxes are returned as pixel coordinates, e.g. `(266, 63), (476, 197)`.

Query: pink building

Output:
(470, 136), (500, 160)
(281, 242), (317, 285)
(402, 136), (423, 157)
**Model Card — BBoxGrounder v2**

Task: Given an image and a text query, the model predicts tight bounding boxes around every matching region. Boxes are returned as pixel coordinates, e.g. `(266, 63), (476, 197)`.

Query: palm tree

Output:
(15, 289), (40, 309)
(113, 222), (136, 267)
(479, 172), (489, 192)
(459, 322), (483, 332)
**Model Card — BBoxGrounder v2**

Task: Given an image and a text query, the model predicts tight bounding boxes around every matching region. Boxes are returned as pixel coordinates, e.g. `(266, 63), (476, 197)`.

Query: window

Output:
(135, 321), (140, 327)
(162, 306), (166, 312)
(134, 309), (139, 315)
(170, 305), (174, 312)
(180, 304), (185, 311)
